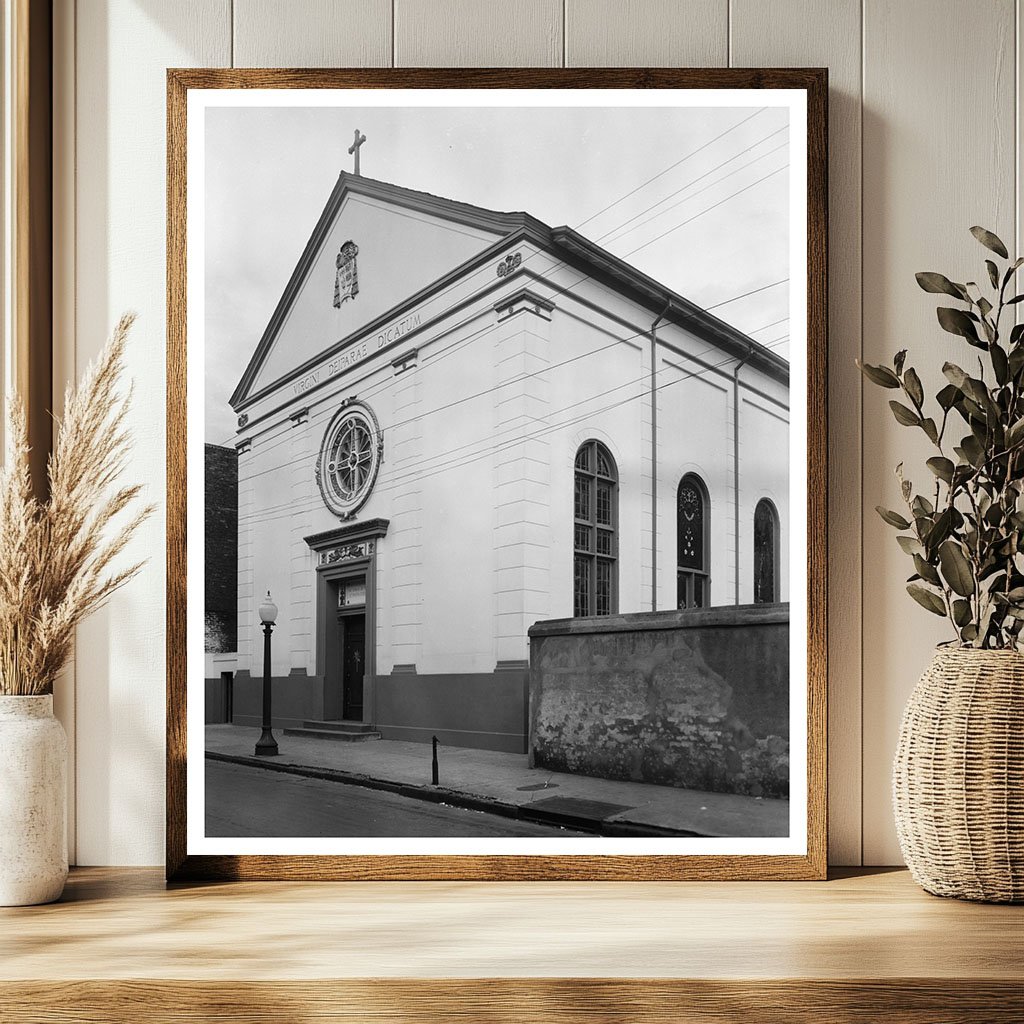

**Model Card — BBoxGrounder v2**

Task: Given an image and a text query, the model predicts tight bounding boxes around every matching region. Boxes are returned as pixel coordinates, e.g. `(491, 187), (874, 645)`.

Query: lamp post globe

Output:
(259, 592), (278, 625)
(255, 590), (279, 757)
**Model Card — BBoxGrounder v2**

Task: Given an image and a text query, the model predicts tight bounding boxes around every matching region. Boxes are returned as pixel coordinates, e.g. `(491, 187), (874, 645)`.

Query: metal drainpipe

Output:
(733, 344), (754, 605)
(650, 300), (672, 612)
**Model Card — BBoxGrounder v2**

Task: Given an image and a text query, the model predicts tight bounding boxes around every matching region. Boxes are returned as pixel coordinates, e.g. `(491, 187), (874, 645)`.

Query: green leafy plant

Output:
(859, 227), (1024, 649)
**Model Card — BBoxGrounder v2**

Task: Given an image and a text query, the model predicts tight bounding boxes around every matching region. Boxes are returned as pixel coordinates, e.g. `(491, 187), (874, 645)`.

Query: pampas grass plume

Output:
(0, 313), (153, 695)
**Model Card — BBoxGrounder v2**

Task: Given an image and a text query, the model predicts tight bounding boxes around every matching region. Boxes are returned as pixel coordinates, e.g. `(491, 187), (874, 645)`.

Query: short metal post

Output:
(431, 735), (439, 786)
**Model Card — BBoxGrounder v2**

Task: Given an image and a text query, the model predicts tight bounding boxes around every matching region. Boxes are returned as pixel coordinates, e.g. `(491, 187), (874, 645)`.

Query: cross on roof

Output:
(348, 129), (367, 176)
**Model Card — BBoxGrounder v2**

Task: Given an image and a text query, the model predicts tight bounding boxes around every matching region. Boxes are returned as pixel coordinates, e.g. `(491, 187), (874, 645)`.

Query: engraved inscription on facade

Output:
(291, 311), (423, 397)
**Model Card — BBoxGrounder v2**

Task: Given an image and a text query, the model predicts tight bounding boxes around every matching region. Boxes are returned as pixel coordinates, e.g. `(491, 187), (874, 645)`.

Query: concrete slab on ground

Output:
(204, 723), (789, 838)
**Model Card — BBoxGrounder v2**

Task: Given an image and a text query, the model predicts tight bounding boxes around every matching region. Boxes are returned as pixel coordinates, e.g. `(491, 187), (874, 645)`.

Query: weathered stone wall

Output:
(528, 605), (789, 798)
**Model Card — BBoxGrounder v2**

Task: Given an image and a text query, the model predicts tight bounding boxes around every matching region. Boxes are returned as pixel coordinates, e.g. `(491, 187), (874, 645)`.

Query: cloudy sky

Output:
(203, 101), (791, 443)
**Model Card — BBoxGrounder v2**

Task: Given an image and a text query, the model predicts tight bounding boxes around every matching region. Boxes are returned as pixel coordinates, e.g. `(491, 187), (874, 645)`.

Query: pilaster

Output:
(640, 338), (655, 611)
(389, 357), (423, 667)
(288, 411), (314, 671)
(492, 290), (552, 663)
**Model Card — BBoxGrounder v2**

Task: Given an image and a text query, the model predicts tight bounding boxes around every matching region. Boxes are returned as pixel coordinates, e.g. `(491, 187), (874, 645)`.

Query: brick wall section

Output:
(528, 605), (789, 799)
(205, 444), (238, 653)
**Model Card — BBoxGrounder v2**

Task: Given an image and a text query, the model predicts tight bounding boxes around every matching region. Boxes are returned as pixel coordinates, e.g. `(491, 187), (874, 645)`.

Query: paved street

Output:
(206, 759), (587, 838)
(207, 724), (790, 837)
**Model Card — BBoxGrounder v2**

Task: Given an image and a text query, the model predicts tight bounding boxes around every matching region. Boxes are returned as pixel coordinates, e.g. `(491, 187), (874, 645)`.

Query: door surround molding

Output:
(308, 519), (388, 725)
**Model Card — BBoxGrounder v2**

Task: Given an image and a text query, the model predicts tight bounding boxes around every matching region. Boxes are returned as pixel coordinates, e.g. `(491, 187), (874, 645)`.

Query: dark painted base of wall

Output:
(376, 724), (525, 754)
(205, 668), (529, 754)
(375, 669), (528, 754)
(227, 671), (327, 730)
(205, 676), (230, 724)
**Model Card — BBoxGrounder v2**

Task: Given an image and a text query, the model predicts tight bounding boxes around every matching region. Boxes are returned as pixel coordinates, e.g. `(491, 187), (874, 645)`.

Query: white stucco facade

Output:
(221, 172), (789, 750)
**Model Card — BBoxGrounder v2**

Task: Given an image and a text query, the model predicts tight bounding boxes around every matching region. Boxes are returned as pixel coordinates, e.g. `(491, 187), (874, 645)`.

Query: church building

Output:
(216, 151), (790, 755)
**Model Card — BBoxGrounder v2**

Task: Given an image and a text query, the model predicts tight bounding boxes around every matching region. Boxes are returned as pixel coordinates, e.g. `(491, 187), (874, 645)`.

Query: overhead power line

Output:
(228, 277), (793, 495)
(234, 330), (791, 528)
(214, 109), (788, 445)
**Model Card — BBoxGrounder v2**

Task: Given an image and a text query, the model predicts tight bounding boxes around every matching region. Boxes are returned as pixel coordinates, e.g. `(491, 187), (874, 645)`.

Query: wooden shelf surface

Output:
(1, 867), (1021, 1022)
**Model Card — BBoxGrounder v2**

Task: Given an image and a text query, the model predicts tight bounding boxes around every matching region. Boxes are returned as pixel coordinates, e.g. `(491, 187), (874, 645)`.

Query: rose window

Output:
(316, 403), (382, 518)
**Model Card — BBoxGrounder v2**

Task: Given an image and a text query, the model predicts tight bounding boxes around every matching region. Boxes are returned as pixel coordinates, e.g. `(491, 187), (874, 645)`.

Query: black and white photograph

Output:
(186, 85), (810, 859)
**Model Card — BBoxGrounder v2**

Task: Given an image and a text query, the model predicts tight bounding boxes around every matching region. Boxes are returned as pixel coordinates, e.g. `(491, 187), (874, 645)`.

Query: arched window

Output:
(677, 474), (710, 609)
(754, 498), (781, 603)
(574, 440), (617, 617)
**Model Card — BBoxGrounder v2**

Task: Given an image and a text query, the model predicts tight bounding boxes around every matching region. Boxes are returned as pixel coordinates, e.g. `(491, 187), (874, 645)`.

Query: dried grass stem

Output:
(0, 313), (152, 695)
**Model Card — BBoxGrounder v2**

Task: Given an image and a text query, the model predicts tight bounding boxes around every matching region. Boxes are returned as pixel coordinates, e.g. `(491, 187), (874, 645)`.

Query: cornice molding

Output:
(303, 518), (391, 551)
(550, 228), (790, 387)
(494, 287), (556, 321)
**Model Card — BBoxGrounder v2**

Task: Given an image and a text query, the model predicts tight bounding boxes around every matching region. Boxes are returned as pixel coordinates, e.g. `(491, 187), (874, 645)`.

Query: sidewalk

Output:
(205, 724), (789, 838)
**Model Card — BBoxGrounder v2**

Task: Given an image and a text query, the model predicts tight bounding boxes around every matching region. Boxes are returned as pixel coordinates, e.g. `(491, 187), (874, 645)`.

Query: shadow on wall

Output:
(528, 605), (790, 799)
(73, 2), (199, 863)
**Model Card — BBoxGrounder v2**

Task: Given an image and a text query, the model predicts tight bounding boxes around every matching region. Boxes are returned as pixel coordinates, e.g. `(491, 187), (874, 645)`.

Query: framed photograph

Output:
(167, 68), (827, 881)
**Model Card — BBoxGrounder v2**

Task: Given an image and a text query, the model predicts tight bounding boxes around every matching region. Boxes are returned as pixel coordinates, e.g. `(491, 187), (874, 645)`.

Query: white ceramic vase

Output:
(0, 694), (68, 906)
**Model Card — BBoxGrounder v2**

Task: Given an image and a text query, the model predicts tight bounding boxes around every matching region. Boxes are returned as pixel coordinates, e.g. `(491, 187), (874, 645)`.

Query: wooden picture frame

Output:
(167, 68), (827, 881)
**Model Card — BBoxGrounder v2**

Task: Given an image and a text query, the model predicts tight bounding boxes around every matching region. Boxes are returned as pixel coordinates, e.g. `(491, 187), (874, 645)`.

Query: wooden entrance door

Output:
(341, 614), (365, 721)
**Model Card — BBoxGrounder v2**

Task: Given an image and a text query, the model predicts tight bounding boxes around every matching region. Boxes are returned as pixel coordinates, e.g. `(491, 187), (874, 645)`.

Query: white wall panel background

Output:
(64, 0), (231, 865)
(54, 0), (1024, 865)
(729, 0), (863, 872)
(565, 0), (727, 67)
(860, 0), (1018, 865)
(233, 0), (392, 68)
(394, 0), (563, 67)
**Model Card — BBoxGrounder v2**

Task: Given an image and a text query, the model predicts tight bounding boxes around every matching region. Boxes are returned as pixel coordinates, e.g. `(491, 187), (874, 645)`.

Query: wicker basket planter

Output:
(893, 648), (1024, 902)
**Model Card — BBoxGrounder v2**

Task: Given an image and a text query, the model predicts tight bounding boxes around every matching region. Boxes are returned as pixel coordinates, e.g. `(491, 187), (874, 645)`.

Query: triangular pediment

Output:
(231, 173), (532, 408)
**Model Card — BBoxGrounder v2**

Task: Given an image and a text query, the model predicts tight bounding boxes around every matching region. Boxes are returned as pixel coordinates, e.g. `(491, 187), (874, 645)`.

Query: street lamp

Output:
(255, 590), (279, 757)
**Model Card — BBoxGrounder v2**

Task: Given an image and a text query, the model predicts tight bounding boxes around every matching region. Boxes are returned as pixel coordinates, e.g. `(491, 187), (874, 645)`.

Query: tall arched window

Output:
(574, 440), (617, 617)
(677, 474), (710, 609)
(754, 498), (781, 603)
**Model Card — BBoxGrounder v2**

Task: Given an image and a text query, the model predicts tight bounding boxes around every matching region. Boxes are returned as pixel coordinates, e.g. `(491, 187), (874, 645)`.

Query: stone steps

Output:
(283, 720), (381, 742)
(306, 719), (378, 733)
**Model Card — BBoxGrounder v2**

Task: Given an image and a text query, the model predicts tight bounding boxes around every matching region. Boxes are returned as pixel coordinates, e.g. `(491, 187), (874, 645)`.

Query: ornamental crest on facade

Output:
(334, 240), (359, 307)
(320, 541), (374, 566)
(496, 251), (522, 278)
